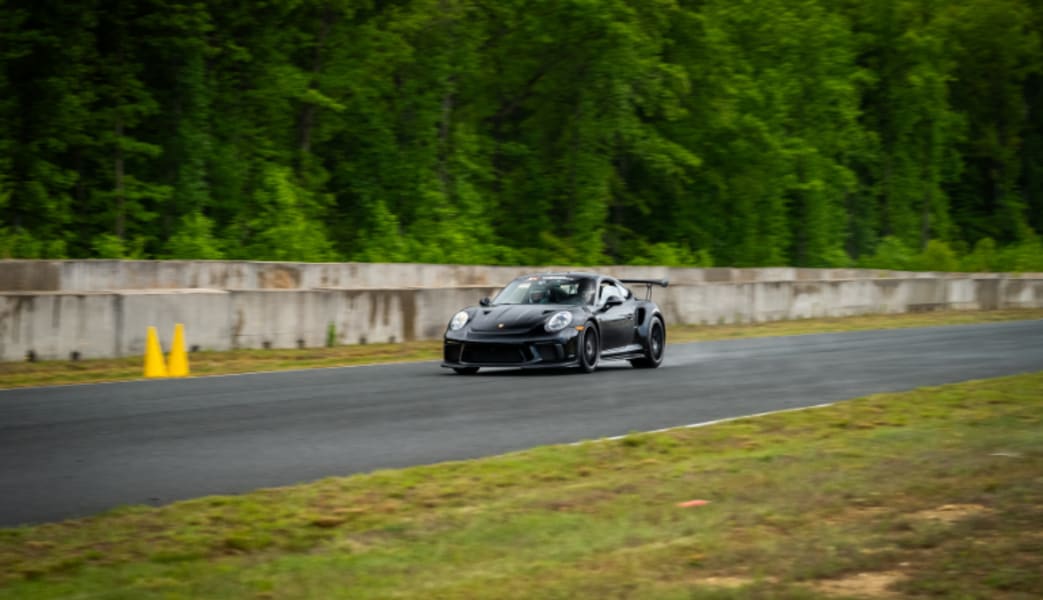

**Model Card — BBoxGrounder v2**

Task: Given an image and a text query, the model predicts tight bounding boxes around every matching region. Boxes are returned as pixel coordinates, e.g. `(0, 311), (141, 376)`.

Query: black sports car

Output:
(442, 273), (668, 374)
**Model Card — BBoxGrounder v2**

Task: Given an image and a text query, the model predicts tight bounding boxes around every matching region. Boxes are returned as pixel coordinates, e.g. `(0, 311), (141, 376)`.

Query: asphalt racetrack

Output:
(2, 320), (1042, 527)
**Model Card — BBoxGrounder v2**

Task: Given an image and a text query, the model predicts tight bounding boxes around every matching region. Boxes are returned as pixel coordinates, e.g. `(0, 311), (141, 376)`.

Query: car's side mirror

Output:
(479, 297), (491, 307)
(602, 295), (624, 310)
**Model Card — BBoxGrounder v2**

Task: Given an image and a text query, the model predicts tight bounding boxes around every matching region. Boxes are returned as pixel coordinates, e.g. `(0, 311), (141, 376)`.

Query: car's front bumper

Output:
(441, 328), (582, 369)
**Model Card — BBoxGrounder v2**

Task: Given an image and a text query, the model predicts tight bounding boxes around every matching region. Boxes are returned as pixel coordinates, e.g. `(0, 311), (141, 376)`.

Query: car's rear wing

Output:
(620, 278), (669, 300)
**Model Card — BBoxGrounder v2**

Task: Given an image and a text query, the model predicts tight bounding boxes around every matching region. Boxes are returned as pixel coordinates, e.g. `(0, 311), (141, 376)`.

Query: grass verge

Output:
(1, 372), (1041, 598)
(2, 308), (1041, 389)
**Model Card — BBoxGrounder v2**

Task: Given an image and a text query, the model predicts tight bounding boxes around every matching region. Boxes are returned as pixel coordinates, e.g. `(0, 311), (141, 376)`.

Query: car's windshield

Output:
(492, 275), (594, 306)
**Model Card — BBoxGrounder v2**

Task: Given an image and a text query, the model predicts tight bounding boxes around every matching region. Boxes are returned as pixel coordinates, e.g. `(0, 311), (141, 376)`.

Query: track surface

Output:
(2, 320), (1041, 527)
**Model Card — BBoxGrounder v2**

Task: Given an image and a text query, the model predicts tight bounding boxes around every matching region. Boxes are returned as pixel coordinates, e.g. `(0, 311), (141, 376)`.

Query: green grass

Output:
(1, 372), (1041, 598)
(2, 308), (1042, 389)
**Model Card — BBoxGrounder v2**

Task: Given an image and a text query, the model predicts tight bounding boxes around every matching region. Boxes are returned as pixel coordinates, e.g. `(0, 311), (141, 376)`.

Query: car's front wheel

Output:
(577, 323), (599, 373)
(453, 367), (480, 375)
(630, 317), (665, 369)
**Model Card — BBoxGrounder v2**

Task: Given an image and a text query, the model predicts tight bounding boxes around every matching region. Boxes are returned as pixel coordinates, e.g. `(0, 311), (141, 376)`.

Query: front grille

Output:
(461, 343), (527, 364)
(444, 342), (462, 363)
(563, 337), (578, 358)
(536, 344), (560, 362)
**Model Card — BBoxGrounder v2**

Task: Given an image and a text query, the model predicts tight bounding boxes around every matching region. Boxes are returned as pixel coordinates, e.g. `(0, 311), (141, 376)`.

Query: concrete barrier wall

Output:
(0, 292), (119, 360)
(1, 277), (1040, 361)
(6, 259), (1027, 292)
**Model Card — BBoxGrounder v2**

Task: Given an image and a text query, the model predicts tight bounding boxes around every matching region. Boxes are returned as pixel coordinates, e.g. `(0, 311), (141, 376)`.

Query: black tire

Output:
(577, 323), (600, 373)
(630, 317), (665, 369)
(453, 367), (480, 375)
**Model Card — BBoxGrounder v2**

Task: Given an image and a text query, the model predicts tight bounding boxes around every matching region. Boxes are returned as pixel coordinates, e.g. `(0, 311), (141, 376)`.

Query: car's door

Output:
(596, 280), (636, 349)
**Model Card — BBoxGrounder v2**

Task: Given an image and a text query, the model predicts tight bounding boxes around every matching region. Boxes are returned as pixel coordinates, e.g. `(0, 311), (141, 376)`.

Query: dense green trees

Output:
(1, 0), (1041, 270)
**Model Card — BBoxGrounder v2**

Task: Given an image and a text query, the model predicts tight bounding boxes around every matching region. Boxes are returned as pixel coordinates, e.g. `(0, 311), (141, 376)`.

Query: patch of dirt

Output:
(813, 571), (908, 598)
(696, 575), (755, 589)
(912, 503), (992, 523)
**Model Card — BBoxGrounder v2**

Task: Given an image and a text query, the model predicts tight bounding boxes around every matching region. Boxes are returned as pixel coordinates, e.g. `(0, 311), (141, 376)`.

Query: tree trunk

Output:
(298, 6), (333, 158)
(115, 117), (125, 240)
(438, 90), (453, 197)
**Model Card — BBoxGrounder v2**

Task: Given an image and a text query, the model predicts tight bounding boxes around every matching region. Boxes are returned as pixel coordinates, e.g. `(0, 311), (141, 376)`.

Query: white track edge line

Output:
(570, 402), (837, 445)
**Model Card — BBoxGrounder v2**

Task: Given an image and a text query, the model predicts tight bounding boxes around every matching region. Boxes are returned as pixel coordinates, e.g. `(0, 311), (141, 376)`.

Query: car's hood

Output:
(469, 304), (571, 332)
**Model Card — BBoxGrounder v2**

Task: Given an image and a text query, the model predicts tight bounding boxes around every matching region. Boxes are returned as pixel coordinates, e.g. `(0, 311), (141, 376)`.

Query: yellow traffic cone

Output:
(144, 326), (168, 378)
(168, 323), (190, 377)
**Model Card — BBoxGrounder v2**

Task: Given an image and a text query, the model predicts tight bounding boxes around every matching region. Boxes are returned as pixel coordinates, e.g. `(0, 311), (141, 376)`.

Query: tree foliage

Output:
(1, 0), (1042, 270)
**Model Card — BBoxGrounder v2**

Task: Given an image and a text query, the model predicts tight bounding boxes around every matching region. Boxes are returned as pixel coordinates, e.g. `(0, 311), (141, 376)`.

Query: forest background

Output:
(2, 0), (1042, 272)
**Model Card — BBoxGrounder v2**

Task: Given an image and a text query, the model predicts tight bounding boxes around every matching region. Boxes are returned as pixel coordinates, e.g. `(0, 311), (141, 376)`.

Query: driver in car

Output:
(528, 285), (549, 304)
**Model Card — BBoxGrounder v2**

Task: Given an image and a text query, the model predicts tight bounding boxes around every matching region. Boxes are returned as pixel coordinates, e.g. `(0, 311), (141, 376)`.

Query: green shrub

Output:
(962, 238), (998, 272)
(995, 236), (1043, 272)
(858, 236), (915, 270)
(912, 240), (959, 272)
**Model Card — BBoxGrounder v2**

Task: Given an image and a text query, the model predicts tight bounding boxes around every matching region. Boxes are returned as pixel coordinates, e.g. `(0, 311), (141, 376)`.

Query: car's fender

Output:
(633, 303), (665, 339)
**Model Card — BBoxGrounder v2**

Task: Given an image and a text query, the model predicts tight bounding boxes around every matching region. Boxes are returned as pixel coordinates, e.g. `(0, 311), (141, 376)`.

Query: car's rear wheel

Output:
(453, 367), (480, 375)
(630, 317), (665, 369)
(577, 323), (599, 373)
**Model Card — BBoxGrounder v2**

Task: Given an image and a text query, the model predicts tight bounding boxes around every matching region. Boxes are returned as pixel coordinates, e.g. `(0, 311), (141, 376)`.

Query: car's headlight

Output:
(544, 311), (573, 332)
(449, 311), (470, 331)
